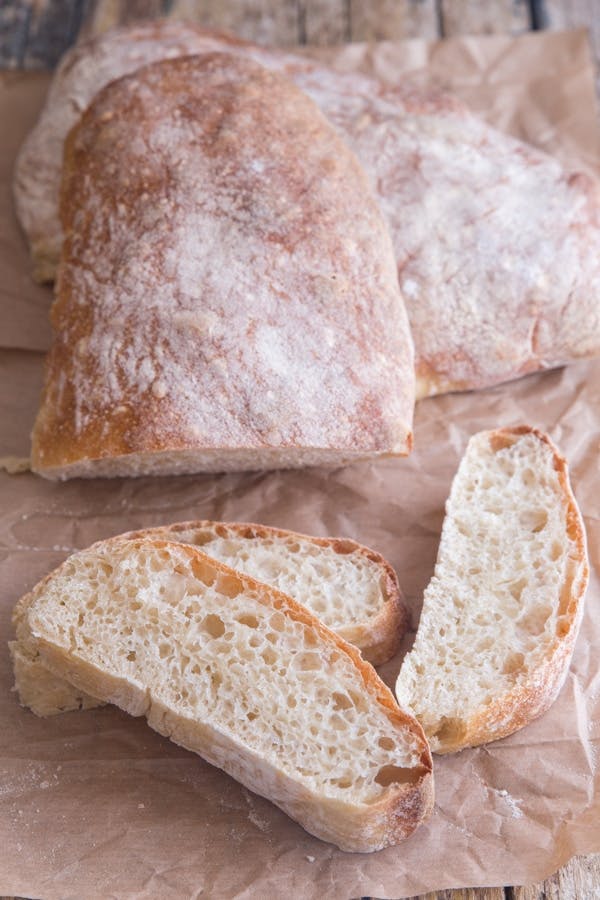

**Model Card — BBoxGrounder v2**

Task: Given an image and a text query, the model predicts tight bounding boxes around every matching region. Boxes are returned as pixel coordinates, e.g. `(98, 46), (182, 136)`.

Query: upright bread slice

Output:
(12, 522), (406, 716)
(18, 538), (433, 852)
(15, 20), (600, 395)
(30, 52), (414, 479)
(395, 427), (589, 753)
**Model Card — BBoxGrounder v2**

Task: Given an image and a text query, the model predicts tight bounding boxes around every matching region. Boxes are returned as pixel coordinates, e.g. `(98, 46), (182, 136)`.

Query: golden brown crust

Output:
(30, 52), (414, 479)
(24, 538), (433, 851)
(432, 426), (589, 754)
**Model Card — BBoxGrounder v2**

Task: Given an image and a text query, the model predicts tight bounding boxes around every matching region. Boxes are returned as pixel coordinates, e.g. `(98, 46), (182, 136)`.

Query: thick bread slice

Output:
(18, 538), (433, 852)
(29, 52), (414, 479)
(11, 522), (406, 716)
(395, 426), (589, 754)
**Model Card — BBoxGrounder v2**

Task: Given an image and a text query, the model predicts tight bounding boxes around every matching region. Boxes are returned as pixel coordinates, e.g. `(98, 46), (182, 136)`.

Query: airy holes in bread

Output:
(293, 651), (321, 671)
(519, 607), (551, 635)
(519, 509), (548, 532)
(332, 692), (352, 711)
(374, 764), (424, 788)
(200, 614), (225, 639)
(190, 557), (216, 586)
(502, 652), (525, 675)
(431, 716), (467, 748)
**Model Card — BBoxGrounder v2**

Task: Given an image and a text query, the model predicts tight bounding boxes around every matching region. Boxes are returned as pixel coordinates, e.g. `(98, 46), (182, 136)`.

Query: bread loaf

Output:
(395, 427), (589, 753)
(15, 21), (600, 396)
(30, 53), (414, 478)
(17, 537), (434, 852)
(12, 521), (406, 716)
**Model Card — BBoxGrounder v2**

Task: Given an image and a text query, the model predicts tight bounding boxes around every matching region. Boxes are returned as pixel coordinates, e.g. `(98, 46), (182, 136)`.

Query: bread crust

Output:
(30, 52), (414, 478)
(397, 425), (589, 754)
(23, 538), (433, 852)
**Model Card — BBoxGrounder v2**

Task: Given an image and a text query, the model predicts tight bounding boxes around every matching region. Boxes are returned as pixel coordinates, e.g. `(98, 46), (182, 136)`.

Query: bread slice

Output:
(395, 426), (589, 754)
(11, 522), (406, 716)
(132, 522), (406, 665)
(17, 537), (433, 852)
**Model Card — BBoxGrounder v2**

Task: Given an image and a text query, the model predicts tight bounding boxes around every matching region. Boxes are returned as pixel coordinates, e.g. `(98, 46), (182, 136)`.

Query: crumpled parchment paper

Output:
(0, 27), (598, 900)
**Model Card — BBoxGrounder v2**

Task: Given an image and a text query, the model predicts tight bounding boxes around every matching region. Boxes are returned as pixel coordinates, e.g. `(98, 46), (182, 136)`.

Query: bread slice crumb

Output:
(396, 426), (588, 754)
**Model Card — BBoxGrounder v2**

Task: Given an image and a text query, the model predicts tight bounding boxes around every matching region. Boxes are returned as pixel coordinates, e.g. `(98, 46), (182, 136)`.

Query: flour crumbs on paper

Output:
(494, 788), (524, 819)
(242, 788), (271, 833)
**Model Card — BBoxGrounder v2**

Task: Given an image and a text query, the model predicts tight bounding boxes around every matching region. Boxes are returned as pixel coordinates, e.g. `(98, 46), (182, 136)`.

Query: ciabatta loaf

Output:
(395, 426), (589, 753)
(12, 522), (406, 716)
(15, 20), (600, 395)
(18, 538), (433, 852)
(30, 53), (414, 479)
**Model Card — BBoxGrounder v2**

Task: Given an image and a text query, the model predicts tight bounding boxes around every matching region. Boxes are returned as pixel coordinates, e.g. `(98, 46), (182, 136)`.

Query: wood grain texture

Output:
(507, 853), (600, 899)
(79, 0), (166, 39)
(169, 0), (300, 44)
(440, 0), (531, 35)
(301, 0), (349, 45)
(349, 0), (440, 41)
(0, 1), (31, 69)
(409, 889), (506, 899)
(23, 0), (86, 67)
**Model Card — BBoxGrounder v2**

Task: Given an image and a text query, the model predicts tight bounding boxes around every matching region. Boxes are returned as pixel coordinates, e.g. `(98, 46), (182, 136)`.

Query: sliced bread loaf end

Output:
(20, 537), (433, 851)
(395, 426), (588, 754)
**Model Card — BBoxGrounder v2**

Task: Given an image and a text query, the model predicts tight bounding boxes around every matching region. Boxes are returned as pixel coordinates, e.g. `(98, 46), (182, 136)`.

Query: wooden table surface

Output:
(1, 1), (599, 898)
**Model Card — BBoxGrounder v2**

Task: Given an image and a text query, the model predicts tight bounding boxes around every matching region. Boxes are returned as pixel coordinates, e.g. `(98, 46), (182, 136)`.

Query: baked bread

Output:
(13, 19), (241, 283)
(395, 426), (589, 753)
(15, 21), (600, 396)
(11, 521), (407, 716)
(16, 537), (434, 852)
(131, 522), (407, 665)
(30, 53), (414, 478)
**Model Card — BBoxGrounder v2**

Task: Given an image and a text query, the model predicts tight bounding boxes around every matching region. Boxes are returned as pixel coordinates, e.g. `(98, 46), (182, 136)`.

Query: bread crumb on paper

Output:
(0, 455), (30, 474)
(495, 789), (524, 819)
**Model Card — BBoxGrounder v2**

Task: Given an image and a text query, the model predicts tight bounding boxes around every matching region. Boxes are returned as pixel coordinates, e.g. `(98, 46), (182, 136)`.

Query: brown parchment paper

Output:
(1, 28), (599, 900)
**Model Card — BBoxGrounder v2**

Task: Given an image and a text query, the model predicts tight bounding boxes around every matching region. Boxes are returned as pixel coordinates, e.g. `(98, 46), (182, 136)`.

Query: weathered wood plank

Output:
(409, 888), (507, 899)
(301, 0), (349, 45)
(168, 0), (300, 45)
(440, 0), (531, 35)
(0, 0), (31, 69)
(80, 0), (164, 38)
(507, 853), (600, 899)
(349, 0), (440, 41)
(23, 0), (86, 67)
